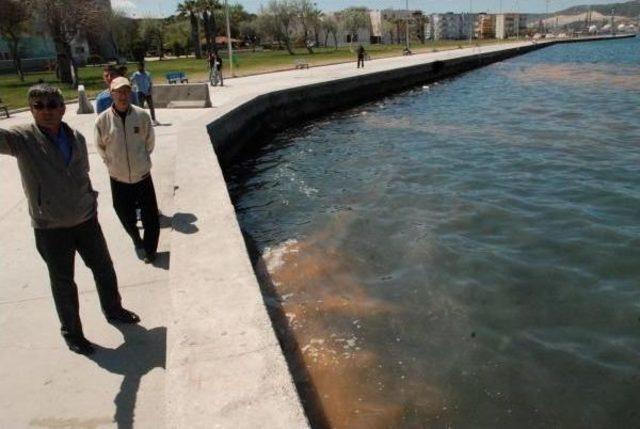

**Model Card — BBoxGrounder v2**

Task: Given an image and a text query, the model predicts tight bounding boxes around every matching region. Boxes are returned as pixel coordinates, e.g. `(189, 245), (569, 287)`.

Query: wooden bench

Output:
(0, 98), (9, 118)
(294, 60), (309, 69)
(165, 72), (189, 84)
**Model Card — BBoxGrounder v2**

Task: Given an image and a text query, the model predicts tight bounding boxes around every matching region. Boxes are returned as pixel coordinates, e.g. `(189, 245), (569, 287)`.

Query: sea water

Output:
(226, 37), (640, 428)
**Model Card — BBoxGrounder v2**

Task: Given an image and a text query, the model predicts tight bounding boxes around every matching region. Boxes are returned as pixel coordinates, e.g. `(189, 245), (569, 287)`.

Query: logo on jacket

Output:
(134, 126), (140, 134)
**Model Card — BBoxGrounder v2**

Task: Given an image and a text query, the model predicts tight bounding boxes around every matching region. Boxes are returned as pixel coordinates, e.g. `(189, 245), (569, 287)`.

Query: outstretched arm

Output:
(0, 128), (19, 157)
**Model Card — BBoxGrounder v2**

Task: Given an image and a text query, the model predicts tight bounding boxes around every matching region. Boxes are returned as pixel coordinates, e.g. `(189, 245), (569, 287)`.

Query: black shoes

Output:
(65, 336), (95, 355)
(143, 252), (157, 264)
(106, 308), (141, 324)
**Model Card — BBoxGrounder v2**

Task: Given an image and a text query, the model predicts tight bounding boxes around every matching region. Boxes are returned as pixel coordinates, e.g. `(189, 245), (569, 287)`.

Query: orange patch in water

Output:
(508, 63), (640, 90)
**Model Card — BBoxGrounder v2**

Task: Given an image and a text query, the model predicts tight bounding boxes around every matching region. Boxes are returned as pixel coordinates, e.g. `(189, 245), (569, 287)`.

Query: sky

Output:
(112, 0), (626, 18)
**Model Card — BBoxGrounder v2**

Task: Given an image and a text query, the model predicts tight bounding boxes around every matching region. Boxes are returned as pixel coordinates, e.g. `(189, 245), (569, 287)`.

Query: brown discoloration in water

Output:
(506, 63), (640, 89)
(259, 229), (449, 428)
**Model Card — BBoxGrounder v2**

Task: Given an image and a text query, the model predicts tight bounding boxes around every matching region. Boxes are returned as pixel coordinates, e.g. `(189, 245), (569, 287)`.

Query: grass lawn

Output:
(0, 40), (511, 110)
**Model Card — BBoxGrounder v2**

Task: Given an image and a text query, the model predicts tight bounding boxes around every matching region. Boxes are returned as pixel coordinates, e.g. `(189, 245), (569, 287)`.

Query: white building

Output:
(495, 14), (528, 39)
(429, 13), (476, 40)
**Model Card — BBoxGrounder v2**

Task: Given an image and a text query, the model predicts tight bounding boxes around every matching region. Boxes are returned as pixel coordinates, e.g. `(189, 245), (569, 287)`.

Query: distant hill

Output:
(555, 0), (640, 17)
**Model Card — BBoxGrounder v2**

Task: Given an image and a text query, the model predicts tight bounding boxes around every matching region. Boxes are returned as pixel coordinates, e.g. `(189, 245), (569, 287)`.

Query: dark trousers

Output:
(357, 56), (365, 68)
(110, 175), (160, 256)
(137, 92), (156, 121)
(34, 216), (122, 339)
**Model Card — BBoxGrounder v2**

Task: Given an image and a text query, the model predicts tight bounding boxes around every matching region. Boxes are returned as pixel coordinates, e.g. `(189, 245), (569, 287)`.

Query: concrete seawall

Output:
(208, 35), (634, 166)
(0, 34), (633, 429)
(202, 34), (634, 427)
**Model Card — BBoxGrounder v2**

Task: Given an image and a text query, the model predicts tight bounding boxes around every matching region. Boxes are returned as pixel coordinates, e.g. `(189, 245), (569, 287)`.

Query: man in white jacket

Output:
(95, 77), (160, 263)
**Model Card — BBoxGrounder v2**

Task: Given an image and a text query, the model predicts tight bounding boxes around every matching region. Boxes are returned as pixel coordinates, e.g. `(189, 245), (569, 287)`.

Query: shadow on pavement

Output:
(172, 212), (199, 234)
(88, 324), (166, 429)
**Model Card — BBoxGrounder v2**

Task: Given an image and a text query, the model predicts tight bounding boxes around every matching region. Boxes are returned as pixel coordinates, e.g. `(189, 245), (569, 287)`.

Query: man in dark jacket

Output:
(0, 84), (140, 356)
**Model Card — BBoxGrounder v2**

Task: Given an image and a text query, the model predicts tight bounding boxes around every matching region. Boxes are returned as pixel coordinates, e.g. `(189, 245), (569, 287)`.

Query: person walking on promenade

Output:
(0, 84), (140, 356)
(130, 62), (159, 126)
(208, 51), (224, 87)
(357, 45), (366, 69)
(95, 65), (138, 114)
(95, 77), (160, 264)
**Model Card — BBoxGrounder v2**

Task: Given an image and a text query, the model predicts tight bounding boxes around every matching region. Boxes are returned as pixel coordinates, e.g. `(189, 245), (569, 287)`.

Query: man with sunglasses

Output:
(95, 77), (160, 264)
(0, 84), (140, 355)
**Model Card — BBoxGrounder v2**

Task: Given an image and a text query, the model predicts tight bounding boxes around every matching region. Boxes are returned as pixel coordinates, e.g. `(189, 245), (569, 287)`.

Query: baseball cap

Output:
(110, 77), (131, 91)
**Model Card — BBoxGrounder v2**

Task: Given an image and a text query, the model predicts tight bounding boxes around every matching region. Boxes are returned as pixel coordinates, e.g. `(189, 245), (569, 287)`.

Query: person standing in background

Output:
(357, 45), (366, 69)
(208, 51), (224, 87)
(95, 77), (160, 264)
(95, 65), (138, 114)
(130, 62), (159, 126)
(0, 84), (140, 355)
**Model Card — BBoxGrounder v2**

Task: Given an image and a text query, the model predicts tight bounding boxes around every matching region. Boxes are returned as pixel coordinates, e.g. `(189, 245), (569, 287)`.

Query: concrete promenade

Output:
(0, 36), (630, 428)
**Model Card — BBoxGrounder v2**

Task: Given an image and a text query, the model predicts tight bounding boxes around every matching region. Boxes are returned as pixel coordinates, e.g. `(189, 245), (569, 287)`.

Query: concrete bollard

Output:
(76, 84), (94, 114)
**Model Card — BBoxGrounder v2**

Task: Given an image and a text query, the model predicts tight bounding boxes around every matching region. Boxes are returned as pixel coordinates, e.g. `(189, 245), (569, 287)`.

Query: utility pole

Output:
(224, 0), (234, 77)
(515, 0), (520, 39)
(546, 0), (550, 33)
(611, 8), (615, 35)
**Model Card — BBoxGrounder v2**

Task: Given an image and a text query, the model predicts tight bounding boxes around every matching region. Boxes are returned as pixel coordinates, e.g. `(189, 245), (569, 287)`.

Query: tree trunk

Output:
(191, 12), (202, 59)
(333, 33), (338, 49)
(54, 41), (73, 85)
(324, 33), (329, 47)
(208, 12), (217, 54)
(303, 29), (313, 54)
(8, 36), (24, 82)
(284, 38), (294, 55)
(202, 11), (212, 56)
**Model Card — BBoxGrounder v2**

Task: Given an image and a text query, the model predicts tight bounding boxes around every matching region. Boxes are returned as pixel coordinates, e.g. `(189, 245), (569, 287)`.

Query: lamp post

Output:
(224, 0), (234, 77)
(469, 0), (473, 44)
(405, 0), (410, 51)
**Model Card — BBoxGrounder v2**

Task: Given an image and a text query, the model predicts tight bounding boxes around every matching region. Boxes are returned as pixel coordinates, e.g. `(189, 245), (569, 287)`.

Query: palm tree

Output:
(196, 0), (221, 55)
(177, 0), (202, 59)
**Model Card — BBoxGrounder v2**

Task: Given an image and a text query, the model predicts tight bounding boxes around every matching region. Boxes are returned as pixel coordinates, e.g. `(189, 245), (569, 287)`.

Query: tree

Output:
(177, 0), (202, 58)
(239, 19), (259, 51)
(266, 0), (297, 55)
(140, 18), (167, 59)
(36, 0), (111, 87)
(343, 7), (369, 47)
(321, 16), (339, 49)
(197, 0), (221, 55)
(109, 7), (138, 61)
(294, 0), (320, 54)
(165, 19), (191, 57)
(0, 0), (30, 82)
(256, 8), (280, 49)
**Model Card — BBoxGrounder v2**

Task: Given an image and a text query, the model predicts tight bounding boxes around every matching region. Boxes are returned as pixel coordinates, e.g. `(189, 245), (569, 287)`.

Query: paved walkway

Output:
(0, 38), (601, 428)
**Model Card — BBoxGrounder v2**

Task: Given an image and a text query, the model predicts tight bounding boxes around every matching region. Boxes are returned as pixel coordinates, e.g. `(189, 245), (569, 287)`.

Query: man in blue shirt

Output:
(95, 65), (138, 114)
(130, 62), (159, 125)
(1, 84), (140, 355)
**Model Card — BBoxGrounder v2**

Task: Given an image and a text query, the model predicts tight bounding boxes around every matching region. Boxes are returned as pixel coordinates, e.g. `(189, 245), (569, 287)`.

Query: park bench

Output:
(165, 71), (189, 84)
(294, 59), (309, 69)
(0, 98), (9, 118)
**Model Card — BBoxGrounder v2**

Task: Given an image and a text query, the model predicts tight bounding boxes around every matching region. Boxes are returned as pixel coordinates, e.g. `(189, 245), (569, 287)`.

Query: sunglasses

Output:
(32, 100), (63, 110)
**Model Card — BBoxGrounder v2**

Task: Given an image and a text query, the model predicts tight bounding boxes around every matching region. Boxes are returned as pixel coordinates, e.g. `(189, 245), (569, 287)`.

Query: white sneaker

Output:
(152, 119), (160, 126)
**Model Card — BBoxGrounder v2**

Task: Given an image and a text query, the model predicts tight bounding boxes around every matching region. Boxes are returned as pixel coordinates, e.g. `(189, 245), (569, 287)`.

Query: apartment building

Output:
(495, 13), (528, 39)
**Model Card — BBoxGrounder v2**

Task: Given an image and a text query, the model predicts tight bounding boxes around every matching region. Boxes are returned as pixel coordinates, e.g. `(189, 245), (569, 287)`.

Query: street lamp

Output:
(405, 0), (410, 51)
(224, 0), (234, 77)
(469, 0), (473, 44)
